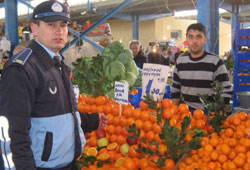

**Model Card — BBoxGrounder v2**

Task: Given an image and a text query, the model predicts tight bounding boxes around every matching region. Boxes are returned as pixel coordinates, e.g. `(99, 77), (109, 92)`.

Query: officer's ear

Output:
(30, 22), (38, 37)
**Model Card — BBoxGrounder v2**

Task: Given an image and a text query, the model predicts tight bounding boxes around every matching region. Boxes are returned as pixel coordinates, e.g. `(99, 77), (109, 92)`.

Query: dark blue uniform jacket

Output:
(0, 40), (99, 170)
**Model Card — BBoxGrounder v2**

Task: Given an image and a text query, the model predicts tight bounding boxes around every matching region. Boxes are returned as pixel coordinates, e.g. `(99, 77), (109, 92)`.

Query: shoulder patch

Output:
(12, 48), (32, 65)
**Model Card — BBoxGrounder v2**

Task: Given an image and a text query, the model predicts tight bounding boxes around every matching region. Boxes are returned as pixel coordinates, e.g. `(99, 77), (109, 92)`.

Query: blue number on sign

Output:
(145, 79), (153, 94)
(152, 88), (160, 94)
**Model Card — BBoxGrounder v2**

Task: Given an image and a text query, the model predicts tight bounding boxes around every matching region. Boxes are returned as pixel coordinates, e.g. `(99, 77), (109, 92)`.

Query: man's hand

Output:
(98, 113), (108, 129)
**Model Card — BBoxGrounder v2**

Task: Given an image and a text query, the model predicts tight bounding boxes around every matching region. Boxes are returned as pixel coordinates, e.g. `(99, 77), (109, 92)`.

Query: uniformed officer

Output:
(0, 1), (107, 170)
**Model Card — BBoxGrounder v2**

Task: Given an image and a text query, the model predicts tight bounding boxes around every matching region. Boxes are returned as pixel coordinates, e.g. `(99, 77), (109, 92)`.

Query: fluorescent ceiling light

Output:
(174, 8), (227, 17)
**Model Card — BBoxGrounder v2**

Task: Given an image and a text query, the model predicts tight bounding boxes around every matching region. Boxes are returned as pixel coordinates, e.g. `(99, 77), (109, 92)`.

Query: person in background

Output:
(13, 45), (25, 55)
(0, 1), (107, 170)
(129, 40), (147, 69)
(148, 43), (168, 65)
(173, 47), (182, 64)
(171, 23), (232, 111)
(0, 55), (9, 75)
(161, 47), (170, 66)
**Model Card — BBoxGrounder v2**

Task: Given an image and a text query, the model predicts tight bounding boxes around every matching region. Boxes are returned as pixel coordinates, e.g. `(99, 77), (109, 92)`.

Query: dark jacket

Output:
(0, 40), (98, 170)
(148, 52), (169, 66)
(133, 51), (147, 69)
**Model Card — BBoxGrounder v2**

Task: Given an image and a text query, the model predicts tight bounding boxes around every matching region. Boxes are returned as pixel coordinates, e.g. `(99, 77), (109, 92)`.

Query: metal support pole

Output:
(197, 0), (219, 54)
(231, 4), (239, 59)
(5, 0), (19, 55)
(61, 0), (132, 53)
(67, 27), (104, 51)
(132, 15), (139, 40)
(87, 0), (92, 12)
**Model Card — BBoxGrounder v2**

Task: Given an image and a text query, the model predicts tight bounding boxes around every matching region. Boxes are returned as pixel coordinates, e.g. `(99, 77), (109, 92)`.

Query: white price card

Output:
(142, 63), (170, 101)
(114, 81), (129, 105)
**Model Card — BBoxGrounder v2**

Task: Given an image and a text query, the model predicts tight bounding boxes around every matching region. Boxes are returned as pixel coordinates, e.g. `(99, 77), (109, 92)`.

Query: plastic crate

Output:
(238, 29), (250, 46)
(129, 88), (142, 108)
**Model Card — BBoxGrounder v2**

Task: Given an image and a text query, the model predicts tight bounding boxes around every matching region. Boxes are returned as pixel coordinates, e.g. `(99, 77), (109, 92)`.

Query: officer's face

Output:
(31, 20), (68, 54)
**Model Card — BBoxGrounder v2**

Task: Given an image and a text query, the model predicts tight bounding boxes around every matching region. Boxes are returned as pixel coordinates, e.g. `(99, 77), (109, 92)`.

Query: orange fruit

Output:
(211, 150), (219, 161)
(95, 96), (106, 105)
(210, 137), (219, 147)
(228, 150), (237, 160)
(141, 110), (150, 121)
(115, 157), (125, 167)
(178, 103), (189, 114)
(195, 119), (206, 129)
(139, 158), (149, 169)
(228, 138), (238, 148)
(152, 123), (161, 133)
(135, 119), (143, 129)
(97, 153), (110, 161)
(218, 154), (228, 163)
(113, 116), (120, 126)
(133, 108), (141, 119)
(87, 147), (98, 156)
(149, 114), (157, 123)
(158, 144), (167, 156)
(129, 89), (138, 95)
(108, 150), (117, 162)
(139, 101), (148, 110)
(104, 103), (113, 115)
(128, 145), (140, 158)
(193, 109), (204, 120)
(162, 99), (172, 108)
(107, 143), (118, 150)
(89, 136), (98, 147)
(115, 126), (122, 135)
(123, 107), (133, 118)
(208, 162), (216, 170)
(238, 112), (247, 121)
(78, 93), (86, 103)
(126, 117), (135, 126)
(221, 143), (231, 155)
(235, 145), (247, 153)
(107, 114), (114, 125)
(90, 104), (97, 113)
(233, 117), (241, 126)
(107, 125), (116, 134)
(119, 116), (127, 127)
(146, 130), (155, 142)
(163, 108), (173, 120)
(143, 120), (152, 132)
(122, 157), (136, 170)
(116, 135), (126, 145)
(109, 134), (117, 143)
(225, 128), (234, 138)
(204, 144), (213, 152)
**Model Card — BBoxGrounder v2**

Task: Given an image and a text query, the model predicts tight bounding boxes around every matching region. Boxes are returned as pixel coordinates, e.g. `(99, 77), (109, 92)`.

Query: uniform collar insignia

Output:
(51, 2), (63, 12)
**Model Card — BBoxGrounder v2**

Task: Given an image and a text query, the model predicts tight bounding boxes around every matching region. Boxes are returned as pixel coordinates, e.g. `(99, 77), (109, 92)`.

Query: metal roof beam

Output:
(67, 27), (104, 51)
(139, 13), (173, 22)
(18, 0), (34, 10)
(61, 0), (132, 53)
(97, 8), (133, 21)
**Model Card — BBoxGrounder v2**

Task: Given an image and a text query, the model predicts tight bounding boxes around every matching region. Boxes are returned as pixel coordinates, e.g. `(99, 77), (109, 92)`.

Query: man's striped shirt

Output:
(171, 51), (233, 110)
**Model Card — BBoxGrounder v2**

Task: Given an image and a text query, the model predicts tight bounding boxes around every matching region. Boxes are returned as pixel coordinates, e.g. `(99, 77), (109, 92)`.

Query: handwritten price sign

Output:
(142, 63), (170, 101)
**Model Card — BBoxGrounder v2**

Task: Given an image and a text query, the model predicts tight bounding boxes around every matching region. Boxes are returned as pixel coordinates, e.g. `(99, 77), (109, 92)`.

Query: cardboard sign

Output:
(142, 63), (170, 101)
(114, 81), (129, 105)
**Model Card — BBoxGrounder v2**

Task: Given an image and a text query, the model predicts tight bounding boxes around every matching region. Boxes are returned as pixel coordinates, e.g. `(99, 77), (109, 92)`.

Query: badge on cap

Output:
(51, 2), (63, 12)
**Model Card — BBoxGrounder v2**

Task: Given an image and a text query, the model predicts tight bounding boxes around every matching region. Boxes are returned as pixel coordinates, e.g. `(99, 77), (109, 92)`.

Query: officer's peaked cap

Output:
(32, 0), (71, 23)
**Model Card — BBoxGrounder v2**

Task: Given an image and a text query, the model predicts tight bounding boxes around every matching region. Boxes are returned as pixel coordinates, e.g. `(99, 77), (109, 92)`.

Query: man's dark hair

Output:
(31, 19), (41, 25)
(161, 47), (168, 51)
(186, 23), (206, 37)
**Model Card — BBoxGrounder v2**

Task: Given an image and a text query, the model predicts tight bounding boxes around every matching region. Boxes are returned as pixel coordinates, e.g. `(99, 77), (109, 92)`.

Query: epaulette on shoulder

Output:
(12, 48), (32, 65)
